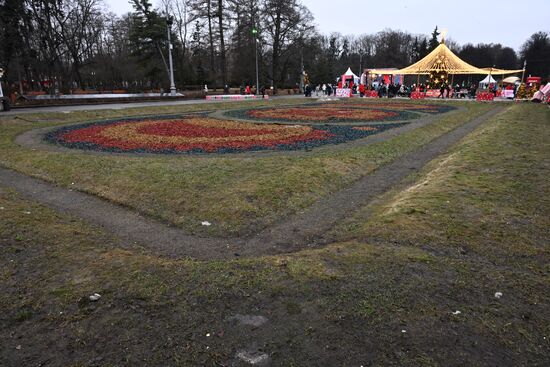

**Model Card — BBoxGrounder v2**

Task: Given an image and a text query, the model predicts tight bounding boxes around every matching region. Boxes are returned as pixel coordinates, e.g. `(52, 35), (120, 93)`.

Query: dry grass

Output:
(0, 100), (491, 236)
(0, 103), (548, 365)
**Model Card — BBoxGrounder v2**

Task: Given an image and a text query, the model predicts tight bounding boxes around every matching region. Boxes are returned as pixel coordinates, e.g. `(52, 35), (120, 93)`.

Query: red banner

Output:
(411, 92), (426, 99)
(336, 88), (352, 98)
(364, 90), (378, 98)
(476, 92), (494, 101)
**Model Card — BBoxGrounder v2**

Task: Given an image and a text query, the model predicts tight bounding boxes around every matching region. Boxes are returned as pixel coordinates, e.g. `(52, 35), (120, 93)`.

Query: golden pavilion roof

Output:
(369, 41), (523, 75)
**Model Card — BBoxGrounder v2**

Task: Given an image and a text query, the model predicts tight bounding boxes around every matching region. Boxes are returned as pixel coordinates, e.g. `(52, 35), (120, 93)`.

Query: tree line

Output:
(0, 0), (549, 94)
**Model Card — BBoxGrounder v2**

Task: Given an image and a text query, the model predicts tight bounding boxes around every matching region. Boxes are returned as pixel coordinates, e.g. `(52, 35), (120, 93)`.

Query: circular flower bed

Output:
(44, 115), (409, 154)
(322, 101), (456, 114)
(225, 106), (418, 123)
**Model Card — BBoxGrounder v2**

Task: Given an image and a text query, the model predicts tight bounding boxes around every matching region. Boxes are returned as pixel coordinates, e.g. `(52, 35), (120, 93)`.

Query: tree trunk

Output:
(271, 11), (281, 94)
(175, 0), (189, 76)
(72, 57), (83, 88)
(217, 0), (227, 87)
(206, 0), (215, 73)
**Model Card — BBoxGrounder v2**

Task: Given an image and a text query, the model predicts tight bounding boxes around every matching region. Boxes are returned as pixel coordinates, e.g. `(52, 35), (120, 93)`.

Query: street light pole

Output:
(300, 47), (304, 93)
(359, 53), (368, 76)
(0, 68), (4, 98)
(166, 4), (176, 96)
(520, 60), (527, 85)
(253, 27), (259, 96)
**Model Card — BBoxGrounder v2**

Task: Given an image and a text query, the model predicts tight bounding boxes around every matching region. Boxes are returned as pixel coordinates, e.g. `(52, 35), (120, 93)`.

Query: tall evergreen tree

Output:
(428, 26), (440, 51)
(129, 0), (171, 87)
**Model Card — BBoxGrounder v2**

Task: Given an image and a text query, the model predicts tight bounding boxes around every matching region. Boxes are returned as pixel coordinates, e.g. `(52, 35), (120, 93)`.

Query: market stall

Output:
(336, 68), (360, 98)
(340, 67), (360, 87)
(500, 76), (519, 98)
(367, 36), (523, 101)
(479, 75), (497, 89)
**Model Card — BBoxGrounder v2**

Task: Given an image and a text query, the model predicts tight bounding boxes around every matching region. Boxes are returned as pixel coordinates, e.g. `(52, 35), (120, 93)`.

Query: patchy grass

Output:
(0, 103), (548, 366)
(0, 100), (491, 237)
(331, 103), (550, 260)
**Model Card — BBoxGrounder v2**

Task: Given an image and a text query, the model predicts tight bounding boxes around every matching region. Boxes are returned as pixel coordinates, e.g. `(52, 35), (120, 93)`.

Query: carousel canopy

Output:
(369, 40), (523, 76)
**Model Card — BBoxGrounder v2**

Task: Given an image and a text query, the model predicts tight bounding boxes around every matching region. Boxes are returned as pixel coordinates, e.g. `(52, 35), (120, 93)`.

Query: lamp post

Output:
(91, 71), (96, 90)
(0, 68), (4, 98)
(520, 60), (527, 85)
(0, 67), (8, 112)
(359, 53), (367, 75)
(166, 5), (176, 96)
(487, 65), (495, 91)
(300, 49), (304, 93)
(252, 27), (259, 95)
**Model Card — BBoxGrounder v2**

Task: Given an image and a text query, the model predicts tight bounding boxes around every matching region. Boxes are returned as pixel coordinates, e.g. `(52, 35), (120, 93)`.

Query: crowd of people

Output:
(207, 79), (517, 100)
(304, 80), (492, 99)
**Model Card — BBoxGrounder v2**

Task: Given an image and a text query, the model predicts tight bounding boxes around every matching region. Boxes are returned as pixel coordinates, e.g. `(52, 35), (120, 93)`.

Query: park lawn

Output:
(0, 99), (491, 237)
(0, 102), (548, 366)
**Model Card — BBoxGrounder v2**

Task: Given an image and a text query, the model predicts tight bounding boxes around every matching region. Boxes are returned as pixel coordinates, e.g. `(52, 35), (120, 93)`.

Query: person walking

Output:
(439, 84), (446, 99)
(359, 83), (365, 97)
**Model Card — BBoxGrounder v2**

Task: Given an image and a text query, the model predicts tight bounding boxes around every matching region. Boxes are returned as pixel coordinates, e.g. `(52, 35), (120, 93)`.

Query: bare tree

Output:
(262, 0), (313, 92)
(54, 0), (105, 87)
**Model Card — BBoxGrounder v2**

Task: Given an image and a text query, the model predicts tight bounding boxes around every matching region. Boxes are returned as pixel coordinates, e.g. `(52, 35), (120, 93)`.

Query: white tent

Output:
(479, 74), (497, 86)
(342, 67), (360, 85)
(502, 76), (520, 84)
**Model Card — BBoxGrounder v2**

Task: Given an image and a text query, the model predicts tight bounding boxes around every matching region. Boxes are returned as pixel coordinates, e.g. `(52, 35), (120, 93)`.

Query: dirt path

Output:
(0, 106), (504, 260)
(0, 167), (234, 259)
(238, 106), (506, 256)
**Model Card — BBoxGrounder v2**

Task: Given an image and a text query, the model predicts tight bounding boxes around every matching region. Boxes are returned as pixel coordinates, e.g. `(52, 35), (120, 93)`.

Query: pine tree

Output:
(190, 21), (206, 84)
(516, 83), (526, 99)
(428, 26), (440, 51)
(419, 38), (429, 58)
(129, 0), (171, 85)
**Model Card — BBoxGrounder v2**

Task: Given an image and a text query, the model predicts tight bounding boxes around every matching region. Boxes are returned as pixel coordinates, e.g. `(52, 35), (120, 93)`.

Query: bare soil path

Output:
(0, 106), (504, 260)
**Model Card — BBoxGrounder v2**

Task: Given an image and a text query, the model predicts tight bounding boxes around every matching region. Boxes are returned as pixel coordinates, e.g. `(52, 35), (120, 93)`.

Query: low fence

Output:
(205, 95), (269, 101)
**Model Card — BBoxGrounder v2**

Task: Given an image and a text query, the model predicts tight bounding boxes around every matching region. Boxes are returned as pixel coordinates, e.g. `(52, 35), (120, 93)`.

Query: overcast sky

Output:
(104, 0), (549, 51)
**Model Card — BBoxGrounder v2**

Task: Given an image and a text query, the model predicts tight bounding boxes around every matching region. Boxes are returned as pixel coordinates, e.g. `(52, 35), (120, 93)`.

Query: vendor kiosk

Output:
(336, 67), (360, 98)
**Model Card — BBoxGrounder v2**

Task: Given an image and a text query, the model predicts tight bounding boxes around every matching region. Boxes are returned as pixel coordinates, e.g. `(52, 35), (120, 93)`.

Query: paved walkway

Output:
(3, 95), (514, 117)
(1, 95), (304, 116)
(0, 106), (505, 260)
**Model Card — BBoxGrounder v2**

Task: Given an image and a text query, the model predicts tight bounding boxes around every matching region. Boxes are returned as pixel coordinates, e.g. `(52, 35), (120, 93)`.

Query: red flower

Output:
(59, 117), (333, 152)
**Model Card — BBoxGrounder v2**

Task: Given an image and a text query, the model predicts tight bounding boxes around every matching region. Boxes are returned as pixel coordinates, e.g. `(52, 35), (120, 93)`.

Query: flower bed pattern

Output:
(226, 106), (419, 123)
(322, 101), (456, 114)
(45, 115), (408, 154)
